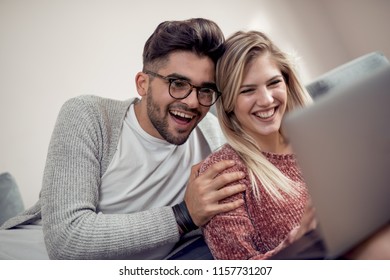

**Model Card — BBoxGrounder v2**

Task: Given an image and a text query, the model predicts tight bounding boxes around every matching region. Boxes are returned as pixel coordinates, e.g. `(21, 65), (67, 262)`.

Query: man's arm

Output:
(41, 97), (179, 259)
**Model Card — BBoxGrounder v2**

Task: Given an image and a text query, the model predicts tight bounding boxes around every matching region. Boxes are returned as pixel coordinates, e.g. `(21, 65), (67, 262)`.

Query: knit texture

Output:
(200, 144), (309, 260)
(0, 95), (225, 259)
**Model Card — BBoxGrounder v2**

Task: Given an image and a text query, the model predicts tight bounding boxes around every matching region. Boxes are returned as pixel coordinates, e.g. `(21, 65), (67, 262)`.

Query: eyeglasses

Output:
(144, 70), (221, 107)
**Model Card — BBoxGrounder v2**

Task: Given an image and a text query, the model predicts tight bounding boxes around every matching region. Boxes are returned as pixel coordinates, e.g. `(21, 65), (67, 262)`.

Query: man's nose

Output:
(181, 88), (200, 108)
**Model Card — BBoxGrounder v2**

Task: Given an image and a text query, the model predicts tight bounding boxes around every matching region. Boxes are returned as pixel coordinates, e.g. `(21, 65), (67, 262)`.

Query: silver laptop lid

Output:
(283, 66), (390, 258)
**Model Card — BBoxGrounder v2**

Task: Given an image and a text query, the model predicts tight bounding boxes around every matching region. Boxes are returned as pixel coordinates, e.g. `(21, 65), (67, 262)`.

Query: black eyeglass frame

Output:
(144, 70), (221, 107)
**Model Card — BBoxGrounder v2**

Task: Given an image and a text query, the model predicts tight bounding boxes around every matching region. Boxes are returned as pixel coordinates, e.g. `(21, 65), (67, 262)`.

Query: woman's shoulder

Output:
(205, 143), (242, 162)
(200, 144), (245, 173)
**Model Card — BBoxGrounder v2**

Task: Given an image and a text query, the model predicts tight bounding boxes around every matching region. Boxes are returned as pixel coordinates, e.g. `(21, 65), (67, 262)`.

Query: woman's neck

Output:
(255, 132), (292, 154)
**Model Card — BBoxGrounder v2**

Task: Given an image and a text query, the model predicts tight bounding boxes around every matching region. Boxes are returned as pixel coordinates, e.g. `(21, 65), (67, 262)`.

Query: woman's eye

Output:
(269, 79), (282, 87)
(240, 88), (255, 94)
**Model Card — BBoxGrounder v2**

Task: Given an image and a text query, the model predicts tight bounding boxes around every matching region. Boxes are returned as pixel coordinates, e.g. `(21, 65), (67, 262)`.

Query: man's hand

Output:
(184, 160), (246, 227)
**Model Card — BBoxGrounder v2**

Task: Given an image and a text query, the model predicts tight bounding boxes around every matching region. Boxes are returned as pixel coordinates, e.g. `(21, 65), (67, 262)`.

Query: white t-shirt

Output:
(98, 104), (211, 258)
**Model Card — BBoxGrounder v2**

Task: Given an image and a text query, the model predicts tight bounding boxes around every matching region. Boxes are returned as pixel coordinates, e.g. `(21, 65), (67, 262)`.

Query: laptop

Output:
(279, 65), (390, 259)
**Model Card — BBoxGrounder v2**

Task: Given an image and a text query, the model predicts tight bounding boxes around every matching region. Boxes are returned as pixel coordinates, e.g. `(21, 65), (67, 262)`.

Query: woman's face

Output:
(233, 53), (288, 143)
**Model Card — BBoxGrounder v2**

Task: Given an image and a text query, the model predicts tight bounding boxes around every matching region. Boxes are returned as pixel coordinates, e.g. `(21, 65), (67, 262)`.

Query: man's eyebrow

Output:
(165, 72), (189, 80)
(202, 82), (218, 89)
(167, 72), (217, 88)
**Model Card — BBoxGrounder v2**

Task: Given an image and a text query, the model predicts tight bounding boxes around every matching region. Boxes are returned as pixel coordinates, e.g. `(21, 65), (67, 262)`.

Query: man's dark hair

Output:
(143, 18), (225, 70)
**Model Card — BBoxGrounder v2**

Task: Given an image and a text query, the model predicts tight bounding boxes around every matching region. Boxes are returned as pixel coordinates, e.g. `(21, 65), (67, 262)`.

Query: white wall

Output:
(1, 0), (389, 208)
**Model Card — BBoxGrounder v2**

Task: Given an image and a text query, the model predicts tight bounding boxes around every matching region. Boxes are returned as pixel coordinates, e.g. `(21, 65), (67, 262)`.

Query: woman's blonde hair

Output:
(216, 30), (312, 200)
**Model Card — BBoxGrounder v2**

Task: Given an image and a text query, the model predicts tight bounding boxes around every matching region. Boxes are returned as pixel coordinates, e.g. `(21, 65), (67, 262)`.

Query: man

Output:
(0, 18), (245, 259)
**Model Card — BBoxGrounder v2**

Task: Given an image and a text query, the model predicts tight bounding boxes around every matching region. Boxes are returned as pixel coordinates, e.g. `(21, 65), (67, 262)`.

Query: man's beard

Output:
(146, 88), (197, 145)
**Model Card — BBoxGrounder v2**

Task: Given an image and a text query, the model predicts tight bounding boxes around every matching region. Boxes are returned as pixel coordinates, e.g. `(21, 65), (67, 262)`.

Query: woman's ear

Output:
(135, 72), (149, 97)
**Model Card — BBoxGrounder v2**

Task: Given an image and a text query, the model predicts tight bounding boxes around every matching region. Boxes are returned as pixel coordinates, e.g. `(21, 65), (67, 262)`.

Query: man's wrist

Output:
(172, 201), (198, 235)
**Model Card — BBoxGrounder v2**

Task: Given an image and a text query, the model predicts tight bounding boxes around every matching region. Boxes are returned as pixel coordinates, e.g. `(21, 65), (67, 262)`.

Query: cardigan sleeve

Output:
(40, 97), (179, 259)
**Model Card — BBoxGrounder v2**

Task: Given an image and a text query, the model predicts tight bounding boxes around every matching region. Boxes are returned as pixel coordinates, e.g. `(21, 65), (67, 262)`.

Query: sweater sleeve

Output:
(40, 97), (179, 259)
(204, 212), (297, 260)
(200, 146), (291, 260)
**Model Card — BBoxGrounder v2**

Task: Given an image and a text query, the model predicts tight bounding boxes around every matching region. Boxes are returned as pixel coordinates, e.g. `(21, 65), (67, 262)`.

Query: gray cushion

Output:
(0, 172), (25, 226)
(306, 52), (389, 99)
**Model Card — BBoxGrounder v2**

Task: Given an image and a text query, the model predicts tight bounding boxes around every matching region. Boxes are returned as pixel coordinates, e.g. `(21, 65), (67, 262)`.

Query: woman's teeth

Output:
(255, 108), (275, 119)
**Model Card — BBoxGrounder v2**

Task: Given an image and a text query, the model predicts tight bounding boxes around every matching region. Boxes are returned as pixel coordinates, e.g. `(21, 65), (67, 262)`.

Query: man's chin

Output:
(164, 130), (192, 145)
(166, 135), (190, 145)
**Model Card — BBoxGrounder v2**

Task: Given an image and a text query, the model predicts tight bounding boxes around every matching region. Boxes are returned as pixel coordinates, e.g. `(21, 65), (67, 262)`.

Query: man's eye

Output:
(171, 80), (189, 88)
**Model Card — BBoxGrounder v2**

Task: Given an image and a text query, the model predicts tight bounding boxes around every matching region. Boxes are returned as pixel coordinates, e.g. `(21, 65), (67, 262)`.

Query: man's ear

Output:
(135, 72), (149, 97)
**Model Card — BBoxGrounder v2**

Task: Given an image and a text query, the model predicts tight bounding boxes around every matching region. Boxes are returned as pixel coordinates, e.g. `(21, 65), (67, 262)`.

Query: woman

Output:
(200, 30), (315, 259)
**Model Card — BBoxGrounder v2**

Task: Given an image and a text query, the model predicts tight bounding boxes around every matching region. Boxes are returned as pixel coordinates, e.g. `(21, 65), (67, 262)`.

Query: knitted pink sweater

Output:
(200, 144), (309, 260)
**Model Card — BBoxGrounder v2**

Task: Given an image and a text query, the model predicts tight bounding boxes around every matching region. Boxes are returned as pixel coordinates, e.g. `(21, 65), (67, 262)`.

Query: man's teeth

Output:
(170, 110), (194, 119)
(255, 108), (275, 119)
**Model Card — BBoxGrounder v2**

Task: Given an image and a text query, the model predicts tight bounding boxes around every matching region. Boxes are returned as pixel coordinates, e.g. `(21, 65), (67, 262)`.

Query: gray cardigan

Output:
(1, 95), (225, 259)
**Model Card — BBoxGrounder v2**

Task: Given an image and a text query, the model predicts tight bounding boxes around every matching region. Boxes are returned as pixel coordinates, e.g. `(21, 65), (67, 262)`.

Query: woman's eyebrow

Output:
(268, 74), (284, 81)
(240, 74), (284, 87)
(240, 83), (257, 88)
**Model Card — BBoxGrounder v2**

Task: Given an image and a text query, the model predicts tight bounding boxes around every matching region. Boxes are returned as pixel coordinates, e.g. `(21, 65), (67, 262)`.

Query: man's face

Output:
(137, 51), (215, 145)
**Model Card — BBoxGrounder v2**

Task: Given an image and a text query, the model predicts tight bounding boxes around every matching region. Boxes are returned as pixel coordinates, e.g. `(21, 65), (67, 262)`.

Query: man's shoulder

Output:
(54, 95), (136, 135)
(64, 95), (135, 110)
(58, 95), (136, 121)
(197, 112), (226, 151)
(199, 111), (219, 126)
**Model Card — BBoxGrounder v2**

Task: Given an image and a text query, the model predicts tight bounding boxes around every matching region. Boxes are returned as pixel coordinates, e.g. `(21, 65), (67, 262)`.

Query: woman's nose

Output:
(256, 89), (274, 106)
